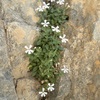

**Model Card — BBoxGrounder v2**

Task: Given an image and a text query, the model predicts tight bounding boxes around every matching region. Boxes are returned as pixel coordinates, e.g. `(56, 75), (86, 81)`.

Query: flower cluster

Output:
(36, 2), (50, 12)
(36, 0), (70, 12)
(25, 0), (70, 98)
(57, 0), (65, 5)
(39, 83), (54, 97)
(38, 66), (70, 97)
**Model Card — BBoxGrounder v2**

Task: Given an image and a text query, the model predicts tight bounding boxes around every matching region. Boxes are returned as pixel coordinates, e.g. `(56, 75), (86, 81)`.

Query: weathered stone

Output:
(1, 0), (39, 25)
(0, 0), (100, 100)
(12, 59), (29, 79)
(0, 20), (18, 100)
(0, 0), (41, 100)
(49, 0), (100, 100)
(16, 78), (40, 100)
(93, 21), (100, 41)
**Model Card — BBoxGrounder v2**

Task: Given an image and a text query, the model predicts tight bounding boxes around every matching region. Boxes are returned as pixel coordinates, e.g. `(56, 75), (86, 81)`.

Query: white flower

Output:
(59, 34), (68, 43)
(61, 65), (69, 73)
(39, 88), (47, 97)
(48, 83), (55, 91)
(50, 0), (55, 2)
(65, 3), (70, 8)
(25, 45), (34, 54)
(34, 47), (37, 49)
(55, 62), (60, 67)
(51, 26), (60, 33)
(35, 6), (44, 12)
(67, 5), (70, 8)
(57, 0), (65, 5)
(43, 2), (50, 9)
(41, 20), (50, 27)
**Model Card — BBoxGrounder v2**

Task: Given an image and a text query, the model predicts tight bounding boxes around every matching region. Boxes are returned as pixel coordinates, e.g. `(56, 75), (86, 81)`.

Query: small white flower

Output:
(65, 3), (70, 8)
(48, 83), (55, 91)
(39, 88), (47, 97)
(57, 0), (65, 5)
(67, 5), (70, 8)
(35, 6), (44, 12)
(43, 2), (50, 9)
(25, 45), (34, 54)
(41, 20), (50, 27)
(55, 63), (58, 67)
(51, 26), (60, 33)
(34, 47), (37, 49)
(61, 65), (69, 73)
(50, 0), (55, 2)
(55, 62), (60, 67)
(59, 34), (68, 43)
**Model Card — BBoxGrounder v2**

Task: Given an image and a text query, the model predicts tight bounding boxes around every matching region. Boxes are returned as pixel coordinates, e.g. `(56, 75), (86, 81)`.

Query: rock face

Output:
(0, 0), (100, 100)
(0, 20), (18, 100)
(0, 0), (40, 100)
(49, 0), (100, 100)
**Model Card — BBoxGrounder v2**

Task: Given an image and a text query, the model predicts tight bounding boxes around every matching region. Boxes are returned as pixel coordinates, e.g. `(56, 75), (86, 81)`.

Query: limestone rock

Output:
(0, 0), (41, 100)
(49, 0), (100, 100)
(0, 0), (100, 100)
(16, 78), (40, 100)
(0, 20), (18, 100)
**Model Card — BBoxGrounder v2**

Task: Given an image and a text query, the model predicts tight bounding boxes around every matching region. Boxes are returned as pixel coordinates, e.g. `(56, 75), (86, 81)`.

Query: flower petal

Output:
(25, 46), (28, 49)
(39, 92), (42, 94)
(25, 50), (28, 53)
(51, 83), (54, 86)
(29, 45), (32, 49)
(48, 83), (50, 86)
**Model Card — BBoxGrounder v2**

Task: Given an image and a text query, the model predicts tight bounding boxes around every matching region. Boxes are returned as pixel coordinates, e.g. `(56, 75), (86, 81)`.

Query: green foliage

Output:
(27, 1), (68, 89)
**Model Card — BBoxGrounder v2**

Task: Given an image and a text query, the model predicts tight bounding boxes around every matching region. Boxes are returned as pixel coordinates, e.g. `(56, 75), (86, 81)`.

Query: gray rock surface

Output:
(0, 20), (18, 100)
(49, 0), (100, 100)
(0, 0), (100, 100)
(0, 0), (40, 100)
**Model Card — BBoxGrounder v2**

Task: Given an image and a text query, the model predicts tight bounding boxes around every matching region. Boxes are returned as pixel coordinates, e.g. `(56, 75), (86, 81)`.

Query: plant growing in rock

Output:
(25, 0), (70, 98)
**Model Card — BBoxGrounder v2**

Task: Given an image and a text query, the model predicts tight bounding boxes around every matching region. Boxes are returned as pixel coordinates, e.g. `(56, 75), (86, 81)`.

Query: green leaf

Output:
(32, 66), (38, 77)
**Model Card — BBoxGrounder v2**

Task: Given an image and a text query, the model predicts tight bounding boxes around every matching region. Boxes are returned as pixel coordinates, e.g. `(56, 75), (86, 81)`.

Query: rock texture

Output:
(0, 0), (100, 100)
(0, 0), (40, 100)
(49, 0), (100, 100)
(0, 19), (18, 100)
